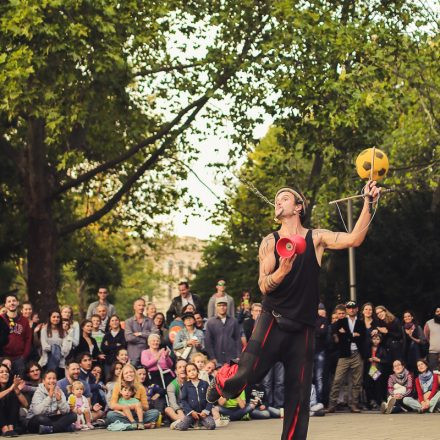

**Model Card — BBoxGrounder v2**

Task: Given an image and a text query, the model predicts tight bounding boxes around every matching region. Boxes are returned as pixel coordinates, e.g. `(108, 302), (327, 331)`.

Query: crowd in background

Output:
(0, 280), (439, 436)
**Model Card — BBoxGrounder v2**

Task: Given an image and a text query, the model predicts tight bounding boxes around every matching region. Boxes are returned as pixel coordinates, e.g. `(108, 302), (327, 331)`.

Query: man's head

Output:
(345, 301), (358, 317)
(4, 295), (19, 313)
(274, 187), (307, 222)
(175, 359), (187, 378)
(318, 303), (326, 318)
(434, 306), (440, 324)
(91, 314), (101, 330)
(334, 304), (346, 320)
(66, 361), (81, 381)
(194, 312), (204, 329)
(77, 353), (92, 372)
(216, 279), (226, 294)
(178, 281), (190, 298)
(216, 298), (228, 317)
(96, 304), (108, 320)
(251, 303), (262, 321)
(97, 287), (108, 301)
(133, 298), (145, 315)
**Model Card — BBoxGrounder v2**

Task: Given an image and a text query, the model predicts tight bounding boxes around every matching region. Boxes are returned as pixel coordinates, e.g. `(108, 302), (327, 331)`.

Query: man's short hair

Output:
(251, 303), (262, 311)
(334, 304), (346, 312)
(76, 352), (91, 363)
(178, 281), (189, 288)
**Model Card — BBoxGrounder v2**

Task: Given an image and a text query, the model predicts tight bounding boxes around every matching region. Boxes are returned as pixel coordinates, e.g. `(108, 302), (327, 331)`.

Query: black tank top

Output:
(262, 229), (320, 327)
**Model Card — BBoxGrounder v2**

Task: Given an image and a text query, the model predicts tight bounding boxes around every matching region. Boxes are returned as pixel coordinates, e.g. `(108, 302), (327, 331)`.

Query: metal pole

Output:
(347, 198), (357, 302)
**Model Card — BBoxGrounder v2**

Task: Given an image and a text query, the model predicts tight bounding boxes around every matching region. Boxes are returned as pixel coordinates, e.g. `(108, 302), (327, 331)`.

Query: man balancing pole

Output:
(207, 180), (381, 440)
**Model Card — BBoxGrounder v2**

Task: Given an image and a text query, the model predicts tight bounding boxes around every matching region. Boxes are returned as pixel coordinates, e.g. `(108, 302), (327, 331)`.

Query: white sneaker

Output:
(279, 408), (284, 418)
(385, 397), (396, 414)
(215, 418), (230, 428)
(170, 420), (180, 430)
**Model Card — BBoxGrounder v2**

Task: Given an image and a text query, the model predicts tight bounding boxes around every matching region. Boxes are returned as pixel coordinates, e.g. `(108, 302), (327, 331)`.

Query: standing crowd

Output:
(1, 281), (439, 436)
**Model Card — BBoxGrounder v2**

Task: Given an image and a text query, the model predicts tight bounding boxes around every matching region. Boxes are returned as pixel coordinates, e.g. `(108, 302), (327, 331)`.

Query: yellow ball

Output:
(355, 148), (389, 181)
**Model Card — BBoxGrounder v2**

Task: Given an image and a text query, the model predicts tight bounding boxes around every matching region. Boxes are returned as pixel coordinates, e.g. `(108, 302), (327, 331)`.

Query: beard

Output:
(434, 315), (440, 324)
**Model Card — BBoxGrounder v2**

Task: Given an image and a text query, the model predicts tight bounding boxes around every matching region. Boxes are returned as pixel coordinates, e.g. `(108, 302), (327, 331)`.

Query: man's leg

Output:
(273, 362), (285, 409)
(279, 326), (314, 440)
(402, 397), (422, 412)
(350, 353), (363, 410)
(328, 358), (350, 408)
(313, 350), (325, 403)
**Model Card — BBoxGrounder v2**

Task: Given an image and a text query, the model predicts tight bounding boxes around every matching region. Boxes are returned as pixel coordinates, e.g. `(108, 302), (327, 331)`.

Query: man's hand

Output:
(278, 255), (297, 277)
(353, 332), (360, 337)
(363, 180), (381, 203)
(338, 328), (346, 334)
(199, 412), (207, 419)
(191, 412), (199, 420)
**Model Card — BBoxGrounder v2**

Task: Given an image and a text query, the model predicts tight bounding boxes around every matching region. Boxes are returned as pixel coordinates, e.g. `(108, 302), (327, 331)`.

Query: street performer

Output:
(207, 180), (381, 440)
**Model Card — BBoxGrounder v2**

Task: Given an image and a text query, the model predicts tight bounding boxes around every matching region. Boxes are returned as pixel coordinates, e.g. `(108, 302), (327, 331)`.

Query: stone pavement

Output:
(22, 414), (440, 440)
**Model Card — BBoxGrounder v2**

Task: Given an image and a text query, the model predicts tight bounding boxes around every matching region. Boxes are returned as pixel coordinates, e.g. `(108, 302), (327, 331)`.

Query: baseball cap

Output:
(215, 297), (228, 306)
(345, 301), (358, 308)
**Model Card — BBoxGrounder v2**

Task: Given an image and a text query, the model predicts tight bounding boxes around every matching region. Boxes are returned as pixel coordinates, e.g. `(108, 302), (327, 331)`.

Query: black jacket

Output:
(101, 329), (126, 365)
(166, 293), (204, 325)
(315, 316), (329, 353)
(331, 317), (366, 359)
(365, 343), (390, 373)
(0, 317), (9, 355)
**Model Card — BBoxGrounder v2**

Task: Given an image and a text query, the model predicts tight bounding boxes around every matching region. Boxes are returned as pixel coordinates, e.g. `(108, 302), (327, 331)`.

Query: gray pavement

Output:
(22, 414), (440, 440)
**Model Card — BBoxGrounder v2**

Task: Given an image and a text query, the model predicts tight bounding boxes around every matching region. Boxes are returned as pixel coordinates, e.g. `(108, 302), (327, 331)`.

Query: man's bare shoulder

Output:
(259, 233), (275, 257)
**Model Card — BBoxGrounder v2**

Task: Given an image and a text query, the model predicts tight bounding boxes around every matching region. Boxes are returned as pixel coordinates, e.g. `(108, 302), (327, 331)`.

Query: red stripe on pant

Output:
(287, 327), (309, 440)
(252, 317), (275, 371)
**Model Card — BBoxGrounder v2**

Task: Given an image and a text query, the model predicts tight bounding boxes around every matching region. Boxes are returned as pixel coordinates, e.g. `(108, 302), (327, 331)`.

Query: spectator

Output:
(27, 370), (76, 434)
(0, 364), (28, 436)
(39, 310), (72, 375)
(381, 359), (414, 414)
(205, 298), (241, 366)
(242, 303), (262, 343)
(174, 363), (215, 431)
(403, 359), (440, 413)
(95, 305), (110, 333)
(116, 383), (146, 429)
(166, 282), (204, 325)
(139, 366), (167, 417)
(151, 313), (169, 348)
(78, 353), (105, 414)
(105, 362), (123, 404)
(20, 303), (33, 328)
(261, 362), (284, 417)
(115, 348), (130, 366)
(101, 315), (126, 370)
(90, 315), (105, 350)
(207, 279), (235, 319)
(144, 303), (157, 321)
(375, 305), (404, 361)
(423, 305), (440, 371)
(86, 288), (116, 319)
(0, 294), (32, 376)
(360, 302), (378, 339)
(191, 352), (210, 383)
(140, 334), (174, 386)
(247, 383), (271, 420)
(402, 310), (427, 373)
(314, 303), (328, 404)
(218, 389), (252, 421)
(173, 312), (204, 360)
(194, 312), (206, 333)
(124, 298), (152, 366)
(57, 361), (92, 401)
(165, 359), (187, 427)
(107, 363), (159, 427)
(327, 301), (366, 413)
(60, 305), (80, 350)
(72, 320), (102, 362)
(67, 381), (94, 430)
(91, 364), (106, 406)
(309, 384), (325, 417)
(22, 361), (42, 405)
(364, 333), (389, 410)
(237, 290), (252, 324)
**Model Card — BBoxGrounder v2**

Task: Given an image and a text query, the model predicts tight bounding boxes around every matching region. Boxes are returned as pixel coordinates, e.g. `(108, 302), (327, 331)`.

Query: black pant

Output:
(0, 392), (20, 429)
(221, 310), (314, 440)
(27, 413), (77, 433)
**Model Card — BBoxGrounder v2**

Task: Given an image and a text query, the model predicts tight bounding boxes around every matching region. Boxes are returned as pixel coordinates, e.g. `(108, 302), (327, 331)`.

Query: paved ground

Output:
(22, 413), (439, 440)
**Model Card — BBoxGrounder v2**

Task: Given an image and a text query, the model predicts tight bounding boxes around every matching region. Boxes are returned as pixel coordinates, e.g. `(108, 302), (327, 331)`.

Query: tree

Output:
(0, 0), (272, 316)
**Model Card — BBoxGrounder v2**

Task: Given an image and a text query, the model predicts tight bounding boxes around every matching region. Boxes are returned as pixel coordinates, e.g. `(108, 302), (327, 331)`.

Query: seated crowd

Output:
(0, 281), (439, 436)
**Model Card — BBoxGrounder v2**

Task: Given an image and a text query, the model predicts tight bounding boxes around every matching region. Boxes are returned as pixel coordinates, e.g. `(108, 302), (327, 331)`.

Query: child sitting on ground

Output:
(191, 353), (210, 382)
(68, 381), (94, 430)
(117, 384), (145, 430)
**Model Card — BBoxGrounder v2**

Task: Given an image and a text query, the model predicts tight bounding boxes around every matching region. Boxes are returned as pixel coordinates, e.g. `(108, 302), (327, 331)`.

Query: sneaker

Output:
(240, 414), (251, 421)
(170, 420), (180, 430)
(380, 402), (387, 414)
(80, 425), (90, 431)
(38, 425), (53, 435)
(385, 397), (396, 414)
(350, 405), (361, 413)
(314, 409), (326, 417)
(86, 423), (94, 430)
(206, 379), (221, 404)
(137, 423), (145, 430)
(215, 418), (230, 428)
(325, 405), (336, 413)
(279, 408), (284, 419)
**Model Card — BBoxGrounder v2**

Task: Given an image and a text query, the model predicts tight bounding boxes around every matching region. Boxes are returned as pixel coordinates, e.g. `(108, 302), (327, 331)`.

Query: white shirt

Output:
(182, 294), (195, 309)
(347, 317), (358, 352)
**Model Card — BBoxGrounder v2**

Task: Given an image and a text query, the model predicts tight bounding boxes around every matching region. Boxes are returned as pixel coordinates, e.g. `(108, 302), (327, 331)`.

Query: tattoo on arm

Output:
(258, 235), (278, 294)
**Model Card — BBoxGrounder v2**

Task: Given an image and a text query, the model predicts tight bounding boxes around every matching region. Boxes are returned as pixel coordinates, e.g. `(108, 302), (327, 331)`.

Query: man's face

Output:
(346, 306), (358, 317)
(337, 309), (346, 319)
(275, 191), (296, 220)
(98, 288), (108, 301)
(217, 303), (227, 316)
(5, 296), (19, 312)
(22, 304), (33, 319)
(194, 313), (203, 327)
(133, 299), (145, 314)
(318, 309), (326, 318)
(251, 305), (262, 321)
(68, 363), (80, 380)
(91, 316), (101, 329)
(216, 280), (226, 294)
(80, 356), (92, 371)
(435, 308), (440, 317)
(176, 360), (187, 377)
(96, 305), (107, 319)
(178, 284), (189, 297)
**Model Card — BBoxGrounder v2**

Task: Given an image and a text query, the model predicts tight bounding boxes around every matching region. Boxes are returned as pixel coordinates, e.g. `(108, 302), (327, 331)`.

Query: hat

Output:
(181, 312), (195, 321)
(345, 300), (358, 308)
(318, 303), (326, 310)
(215, 297), (228, 306)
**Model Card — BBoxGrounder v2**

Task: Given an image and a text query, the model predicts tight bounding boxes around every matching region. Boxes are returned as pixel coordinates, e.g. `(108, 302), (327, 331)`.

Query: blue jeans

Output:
(313, 350), (325, 403)
(262, 362), (284, 408)
(106, 409), (159, 425)
(218, 404), (252, 421)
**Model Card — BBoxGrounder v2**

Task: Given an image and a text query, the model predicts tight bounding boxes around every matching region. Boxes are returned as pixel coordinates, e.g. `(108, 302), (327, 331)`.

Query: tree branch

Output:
(59, 97), (208, 236)
(133, 62), (202, 77)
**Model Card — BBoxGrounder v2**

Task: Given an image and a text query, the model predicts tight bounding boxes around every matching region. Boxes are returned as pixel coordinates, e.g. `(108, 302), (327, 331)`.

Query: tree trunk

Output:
(24, 118), (59, 319)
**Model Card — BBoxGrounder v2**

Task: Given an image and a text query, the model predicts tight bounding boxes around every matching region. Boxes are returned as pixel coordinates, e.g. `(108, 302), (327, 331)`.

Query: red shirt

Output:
(1, 314), (32, 360)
